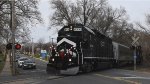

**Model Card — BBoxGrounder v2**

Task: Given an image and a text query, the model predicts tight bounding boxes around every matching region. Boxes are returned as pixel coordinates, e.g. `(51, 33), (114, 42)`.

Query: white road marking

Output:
(123, 73), (137, 77)
(95, 74), (141, 84)
(36, 69), (46, 72)
(47, 76), (64, 80)
(115, 76), (150, 80)
(21, 69), (46, 74)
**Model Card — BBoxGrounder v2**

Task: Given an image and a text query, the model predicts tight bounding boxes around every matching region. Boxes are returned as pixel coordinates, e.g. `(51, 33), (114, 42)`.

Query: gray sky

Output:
(30, 0), (150, 43)
(30, 0), (57, 43)
(108, 0), (150, 23)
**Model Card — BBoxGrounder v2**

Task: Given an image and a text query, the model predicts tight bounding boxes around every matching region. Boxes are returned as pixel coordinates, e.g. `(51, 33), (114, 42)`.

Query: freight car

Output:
(46, 24), (142, 75)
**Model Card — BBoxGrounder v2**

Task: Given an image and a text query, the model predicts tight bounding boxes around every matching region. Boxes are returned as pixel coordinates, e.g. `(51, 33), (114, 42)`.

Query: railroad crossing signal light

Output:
(15, 44), (21, 50)
(6, 43), (21, 50)
(6, 43), (12, 50)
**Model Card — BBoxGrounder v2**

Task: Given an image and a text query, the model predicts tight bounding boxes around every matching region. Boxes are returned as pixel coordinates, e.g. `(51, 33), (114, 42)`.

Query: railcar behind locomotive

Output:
(46, 24), (142, 75)
(113, 42), (133, 67)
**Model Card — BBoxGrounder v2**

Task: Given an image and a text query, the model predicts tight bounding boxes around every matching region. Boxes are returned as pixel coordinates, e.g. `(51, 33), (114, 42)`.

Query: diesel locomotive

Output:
(46, 24), (142, 75)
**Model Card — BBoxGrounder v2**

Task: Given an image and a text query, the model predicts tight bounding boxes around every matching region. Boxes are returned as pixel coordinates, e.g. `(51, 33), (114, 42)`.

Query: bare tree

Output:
(136, 13), (150, 64)
(37, 38), (45, 51)
(91, 6), (128, 35)
(136, 12), (150, 33)
(49, 0), (128, 36)
(111, 20), (134, 46)
(0, 0), (42, 44)
(50, 0), (107, 26)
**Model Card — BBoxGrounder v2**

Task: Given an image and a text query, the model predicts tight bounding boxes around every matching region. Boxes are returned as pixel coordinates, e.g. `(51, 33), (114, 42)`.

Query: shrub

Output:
(34, 54), (40, 58)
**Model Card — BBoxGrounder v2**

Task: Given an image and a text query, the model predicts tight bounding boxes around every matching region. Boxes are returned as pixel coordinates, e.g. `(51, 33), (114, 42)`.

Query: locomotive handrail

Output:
(80, 42), (83, 64)
(75, 48), (80, 65)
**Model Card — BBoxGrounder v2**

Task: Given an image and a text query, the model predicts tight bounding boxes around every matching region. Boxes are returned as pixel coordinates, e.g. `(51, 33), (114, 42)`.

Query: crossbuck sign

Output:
(131, 34), (139, 46)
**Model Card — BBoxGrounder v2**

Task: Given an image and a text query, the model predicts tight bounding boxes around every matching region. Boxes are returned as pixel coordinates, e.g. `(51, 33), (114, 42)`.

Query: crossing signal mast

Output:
(131, 34), (140, 71)
(6, 43), (21, 75)
(2, 0), (17, 75)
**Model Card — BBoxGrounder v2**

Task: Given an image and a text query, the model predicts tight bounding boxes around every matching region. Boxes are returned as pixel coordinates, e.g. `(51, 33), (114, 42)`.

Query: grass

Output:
(33, 54), (49, 61)
(34, 54), (41, 58)
(44, 56), (49, 61)
(0, 53), (5, 73)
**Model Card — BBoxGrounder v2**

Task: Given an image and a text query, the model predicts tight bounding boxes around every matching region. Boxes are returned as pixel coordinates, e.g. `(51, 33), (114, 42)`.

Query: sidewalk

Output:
(0, 54), (12, 77)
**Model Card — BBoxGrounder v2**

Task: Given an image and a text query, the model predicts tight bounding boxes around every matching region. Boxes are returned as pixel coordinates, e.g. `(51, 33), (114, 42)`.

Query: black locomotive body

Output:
(46, 24), (142, 75)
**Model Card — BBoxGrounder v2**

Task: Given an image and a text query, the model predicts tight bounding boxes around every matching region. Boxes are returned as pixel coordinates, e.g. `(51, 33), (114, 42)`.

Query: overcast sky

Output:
(30, 0), (150, 43)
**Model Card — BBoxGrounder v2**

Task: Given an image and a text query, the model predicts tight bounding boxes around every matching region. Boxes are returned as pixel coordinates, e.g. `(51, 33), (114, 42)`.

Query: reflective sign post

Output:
(134, 48), (136, 70)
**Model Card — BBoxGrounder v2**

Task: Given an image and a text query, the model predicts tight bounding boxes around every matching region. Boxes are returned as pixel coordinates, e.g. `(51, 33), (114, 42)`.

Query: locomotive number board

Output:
(64, 28), (82, 31)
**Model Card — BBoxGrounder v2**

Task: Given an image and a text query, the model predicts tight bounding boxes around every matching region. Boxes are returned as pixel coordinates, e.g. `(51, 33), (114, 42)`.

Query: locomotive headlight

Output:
(70, 26), (73, 31)
(69, 59), (72, 62)
(52, 58), (55, 61)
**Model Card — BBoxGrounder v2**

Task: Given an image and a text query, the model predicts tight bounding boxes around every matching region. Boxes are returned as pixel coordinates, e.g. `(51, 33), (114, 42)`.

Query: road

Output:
(1, 54), (150, 84)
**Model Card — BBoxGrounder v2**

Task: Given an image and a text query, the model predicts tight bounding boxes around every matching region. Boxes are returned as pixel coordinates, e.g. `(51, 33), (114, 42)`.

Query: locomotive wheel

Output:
(46, 66), (52, 74)
(86, 64), (93, 72)
(109, 62), (113, 68)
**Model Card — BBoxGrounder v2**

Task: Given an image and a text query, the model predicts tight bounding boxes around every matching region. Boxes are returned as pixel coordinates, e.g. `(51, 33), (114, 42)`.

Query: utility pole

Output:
(52, 38), (54, 45)
(48, 36), (51, 57)
(32, 38), (34, 57)
(11, 0), (16, 75)
(49, 36), (51, 46)
(83, 0), (86, 26)
(29, 43), (30, 55)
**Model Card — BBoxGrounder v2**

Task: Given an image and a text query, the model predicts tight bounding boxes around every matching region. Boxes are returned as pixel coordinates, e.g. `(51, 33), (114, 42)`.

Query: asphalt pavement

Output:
(1, 54), (150, 84)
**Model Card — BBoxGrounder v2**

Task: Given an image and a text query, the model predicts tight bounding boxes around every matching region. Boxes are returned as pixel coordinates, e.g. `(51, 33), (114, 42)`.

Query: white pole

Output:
(134, 46), (136, 70)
